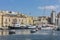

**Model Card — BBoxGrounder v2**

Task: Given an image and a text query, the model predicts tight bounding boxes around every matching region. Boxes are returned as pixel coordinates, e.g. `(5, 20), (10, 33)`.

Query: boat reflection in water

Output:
(0, 29), (52, 36)
(0, 30), (16, 36)
(9, 30), (15, 35)
(0, 29), (32, 36)
(0, 29), (60, 40)
(30, 29), (37, 33)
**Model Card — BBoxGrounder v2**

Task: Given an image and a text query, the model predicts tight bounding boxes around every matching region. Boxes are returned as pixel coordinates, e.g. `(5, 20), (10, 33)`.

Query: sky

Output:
(0, 0), (60, 16)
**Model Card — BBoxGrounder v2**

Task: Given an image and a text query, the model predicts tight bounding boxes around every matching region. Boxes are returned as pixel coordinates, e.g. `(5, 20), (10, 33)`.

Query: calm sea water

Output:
(0, 29), (60, 40)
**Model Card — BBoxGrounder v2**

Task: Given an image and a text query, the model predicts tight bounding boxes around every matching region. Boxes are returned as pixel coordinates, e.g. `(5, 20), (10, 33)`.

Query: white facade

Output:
(58, 18), (60, 27)
(51, 11), (56, 24)
(57, 13), (60, 27)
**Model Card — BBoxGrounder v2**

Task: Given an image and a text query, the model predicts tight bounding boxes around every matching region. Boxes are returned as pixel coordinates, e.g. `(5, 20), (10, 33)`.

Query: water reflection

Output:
(0, 29), (31, 36)
(0, 30), (9, 36)
(0, 29), (60, 40)
(15, 29), (31, 35)
(0, 29), (60, 36)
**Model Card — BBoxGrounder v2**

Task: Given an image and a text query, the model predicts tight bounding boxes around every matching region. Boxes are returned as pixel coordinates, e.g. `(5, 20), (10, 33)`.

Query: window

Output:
(38, 19), (41, 21)
(5, 19), (7, 22)
(5, 19), (7, 24)
(12, 19), (17, 24)
(19, 19), (20, 21)
(5, 25), (7, 27)
(9, 19), (10, 22)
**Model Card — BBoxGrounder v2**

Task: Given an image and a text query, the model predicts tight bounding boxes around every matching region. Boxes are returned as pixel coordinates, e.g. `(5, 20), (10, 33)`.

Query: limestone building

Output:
(0, 11), (33, 28)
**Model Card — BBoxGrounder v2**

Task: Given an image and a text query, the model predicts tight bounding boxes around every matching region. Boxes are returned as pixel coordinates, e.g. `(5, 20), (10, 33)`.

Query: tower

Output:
(51, 10), (56, 24)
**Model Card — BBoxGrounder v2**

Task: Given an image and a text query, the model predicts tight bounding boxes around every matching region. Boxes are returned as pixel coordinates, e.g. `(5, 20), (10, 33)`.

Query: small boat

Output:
(53, 27), (60, 31)
(30, 29), (37, 33)
(55, 28), (60, 31)
(28, 26), (36, 29)
(9, 30), (15, 34)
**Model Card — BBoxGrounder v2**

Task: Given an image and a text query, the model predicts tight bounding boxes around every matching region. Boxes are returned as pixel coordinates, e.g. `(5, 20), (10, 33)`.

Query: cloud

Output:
(38, 5), (60, 10)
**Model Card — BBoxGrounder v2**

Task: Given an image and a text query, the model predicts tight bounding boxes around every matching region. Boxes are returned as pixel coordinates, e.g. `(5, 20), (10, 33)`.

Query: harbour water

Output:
(0, 29), (60, 40)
